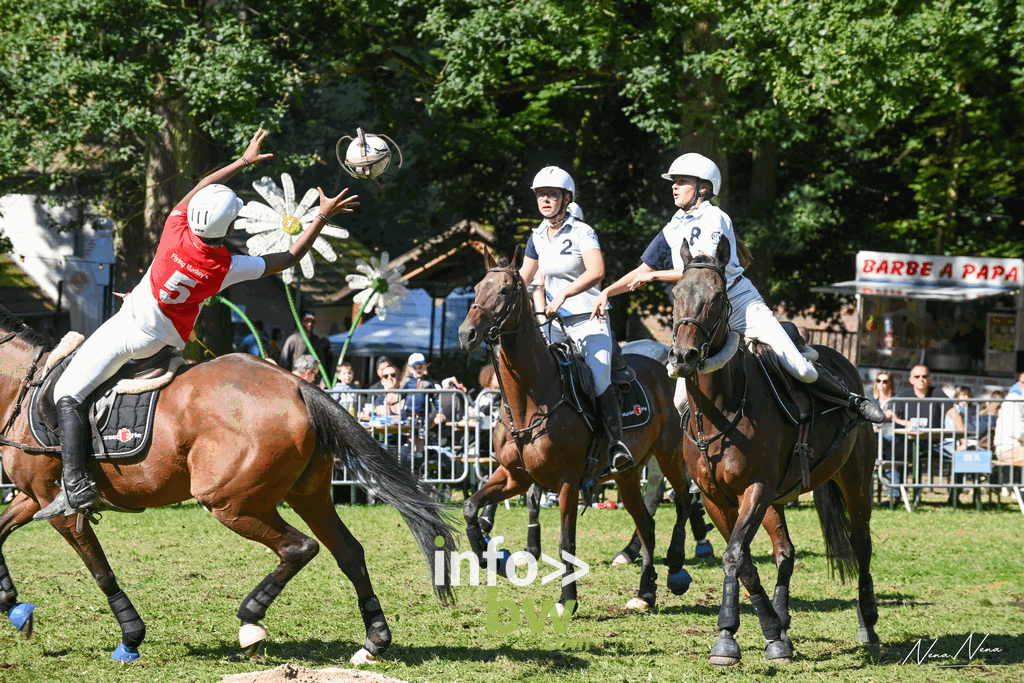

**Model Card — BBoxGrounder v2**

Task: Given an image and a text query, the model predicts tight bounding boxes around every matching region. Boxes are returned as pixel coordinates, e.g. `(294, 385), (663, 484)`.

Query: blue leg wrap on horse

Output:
(237, 575), (284, 623)
(748, 588), (782, 641)
(359, 595), (391, 656)
(108, 590), (145, 648)
(0, 561), (17, 611)
(717, 576), (740, 632)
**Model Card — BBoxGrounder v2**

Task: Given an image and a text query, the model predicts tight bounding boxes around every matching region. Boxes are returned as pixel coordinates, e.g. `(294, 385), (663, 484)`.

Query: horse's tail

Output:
(298, 383), (457, 606)
(812, 478), (858, 584)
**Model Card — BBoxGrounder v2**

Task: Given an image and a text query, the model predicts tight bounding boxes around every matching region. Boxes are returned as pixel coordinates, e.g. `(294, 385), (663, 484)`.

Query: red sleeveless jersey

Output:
(148, 204), (232, 342)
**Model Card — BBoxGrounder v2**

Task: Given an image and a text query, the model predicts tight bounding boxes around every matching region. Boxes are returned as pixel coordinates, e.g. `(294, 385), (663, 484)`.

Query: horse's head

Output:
(458, 245), (527, 350)
(667, 237), (732, 378)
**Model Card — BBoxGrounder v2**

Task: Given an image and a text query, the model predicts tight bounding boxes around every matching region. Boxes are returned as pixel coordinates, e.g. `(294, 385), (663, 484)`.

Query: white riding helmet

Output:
(661, 153), (722, 197)
(530, 166), (575, 196)
(188, 184), (244, 239)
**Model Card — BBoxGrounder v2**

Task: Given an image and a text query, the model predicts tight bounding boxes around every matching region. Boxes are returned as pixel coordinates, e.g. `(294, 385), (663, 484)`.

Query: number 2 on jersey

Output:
(160, 270), (198, 304)
(559, 238), (573, 256)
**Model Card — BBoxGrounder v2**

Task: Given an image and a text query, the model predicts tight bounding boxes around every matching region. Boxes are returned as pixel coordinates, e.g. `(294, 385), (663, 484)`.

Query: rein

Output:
(0, 331), (61, 454)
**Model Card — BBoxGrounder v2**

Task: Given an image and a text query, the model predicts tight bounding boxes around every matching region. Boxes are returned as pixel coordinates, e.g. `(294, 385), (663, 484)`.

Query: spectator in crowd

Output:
(943, 386), (974, 452)
(474, 364), (502, 424)
(994, 374), (1024, 468)
(268, 327), (283, 364)
(334, 361), (360, 413)
(401, 353), (447, 426)
(291, 354), (321, 385)
(872, 372), (903, 501)
(367, 357), (396, 390)
(239, 319), (269, 357)
(279, 313), (333, 373)
(360, 362), (404, 419)
(894, 364), (948, 427)
(975, 390), (1004, 449)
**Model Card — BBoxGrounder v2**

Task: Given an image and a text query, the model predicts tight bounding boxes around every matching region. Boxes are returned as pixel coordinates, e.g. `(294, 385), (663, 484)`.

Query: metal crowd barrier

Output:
(327, 387), (472, 491)
(877, 396), (1024, 515)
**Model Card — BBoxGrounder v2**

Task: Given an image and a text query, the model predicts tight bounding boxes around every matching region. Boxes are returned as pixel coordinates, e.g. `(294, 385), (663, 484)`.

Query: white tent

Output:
(329, 288), (472, 357)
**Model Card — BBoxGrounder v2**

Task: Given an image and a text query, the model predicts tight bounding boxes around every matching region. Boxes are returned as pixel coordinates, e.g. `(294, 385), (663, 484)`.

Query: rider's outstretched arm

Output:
(178, 128), (275, 208)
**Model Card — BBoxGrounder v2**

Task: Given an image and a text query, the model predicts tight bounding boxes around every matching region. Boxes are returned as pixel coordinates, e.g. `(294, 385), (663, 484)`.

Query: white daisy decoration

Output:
(345, 252), (408, 321)
(235, 173), (349, 283)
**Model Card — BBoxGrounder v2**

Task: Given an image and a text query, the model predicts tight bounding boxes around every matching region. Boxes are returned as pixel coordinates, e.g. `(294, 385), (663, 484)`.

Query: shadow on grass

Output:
(182, 639), (653, 671)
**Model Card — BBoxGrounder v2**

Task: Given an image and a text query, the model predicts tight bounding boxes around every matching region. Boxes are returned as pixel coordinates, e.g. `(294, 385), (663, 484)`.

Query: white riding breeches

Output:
(728, 278), (817, 383)
(54, 308), (168, 403)
(547, 314), (613, 395)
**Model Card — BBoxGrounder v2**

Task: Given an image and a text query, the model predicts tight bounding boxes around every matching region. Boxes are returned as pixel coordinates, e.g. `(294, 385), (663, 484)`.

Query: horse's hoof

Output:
(710, 631), (741, 667)
(781, 631), (793, 649)
(765, 638), (793, 662)
(695, 540), (714, 558)
(611, 552), (632, 566)
(554, 601), (579, 618)
(350, 647), (379, 665)
(625, 597), (650, 611)
(856, 627), (880, 644)
(9, 602), (34, 638)
(494, 549), (511, 575)
(239, 622), (268, 657)
(667, 568), (692, 595)
(111, 643), (140, 662)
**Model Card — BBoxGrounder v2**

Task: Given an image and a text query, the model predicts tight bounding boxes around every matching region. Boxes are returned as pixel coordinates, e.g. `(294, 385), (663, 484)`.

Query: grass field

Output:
(0, 495), (1022, 683)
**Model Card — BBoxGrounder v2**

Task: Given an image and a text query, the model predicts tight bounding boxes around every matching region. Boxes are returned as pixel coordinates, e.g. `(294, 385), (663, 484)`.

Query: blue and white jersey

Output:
(641, 203), (744, 287)
(524, 215), (602, 317)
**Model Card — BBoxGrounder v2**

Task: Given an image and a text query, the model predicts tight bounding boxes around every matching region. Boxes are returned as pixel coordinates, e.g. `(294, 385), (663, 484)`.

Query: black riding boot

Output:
(34, 397), (97, 521)
(597, 387), (634, 472)
(808, 364), (884, 424)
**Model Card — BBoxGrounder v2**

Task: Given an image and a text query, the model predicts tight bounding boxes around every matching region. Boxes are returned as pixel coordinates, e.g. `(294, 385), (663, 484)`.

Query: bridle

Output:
(469, 265), (566, 447)
(469, 266), (530, 343)
(672, 261), (746, 509)
(672, 261), (733, 369)
(0, 326), (60, 454)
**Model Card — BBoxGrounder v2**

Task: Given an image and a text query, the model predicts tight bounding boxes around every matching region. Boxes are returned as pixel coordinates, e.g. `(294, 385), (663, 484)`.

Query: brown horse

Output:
(0, 306), (455, 662)
(458, 247), (692, 613)
(665, 238), (879, 666)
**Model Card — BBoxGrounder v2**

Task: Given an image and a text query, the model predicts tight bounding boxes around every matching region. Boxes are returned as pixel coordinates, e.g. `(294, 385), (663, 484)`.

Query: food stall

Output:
(813, 251), (1024, 395)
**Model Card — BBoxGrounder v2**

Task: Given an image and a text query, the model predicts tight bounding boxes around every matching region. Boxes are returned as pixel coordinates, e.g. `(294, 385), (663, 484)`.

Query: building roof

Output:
(328, 220), (496, 303)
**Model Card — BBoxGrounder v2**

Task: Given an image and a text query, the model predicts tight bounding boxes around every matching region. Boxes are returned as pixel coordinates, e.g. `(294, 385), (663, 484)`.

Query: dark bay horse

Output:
(666, 239), (878, 666)
(458, 248), (692, 613)
(0, 306), (455, 663)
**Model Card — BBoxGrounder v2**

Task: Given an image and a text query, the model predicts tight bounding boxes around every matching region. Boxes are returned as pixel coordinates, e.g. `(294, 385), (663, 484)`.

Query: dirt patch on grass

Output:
(221, 663), (406, 683)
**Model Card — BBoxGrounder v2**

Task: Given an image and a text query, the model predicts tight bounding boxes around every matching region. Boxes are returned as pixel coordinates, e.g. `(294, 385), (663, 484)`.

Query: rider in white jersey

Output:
(591, 153), (883, 424)
(518, 166), (634, 472)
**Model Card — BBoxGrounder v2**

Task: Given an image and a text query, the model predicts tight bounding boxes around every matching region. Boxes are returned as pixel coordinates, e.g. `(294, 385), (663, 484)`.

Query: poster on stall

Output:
(986, 312), (1017, 374)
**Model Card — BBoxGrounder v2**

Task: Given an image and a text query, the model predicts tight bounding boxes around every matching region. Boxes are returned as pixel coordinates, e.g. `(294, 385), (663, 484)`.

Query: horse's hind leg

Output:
(656, 448), (697, 593)
(207, 505), (320, 656)
(612, 472), (662, 566)
(0, 493), (40, 637)
(286, 489), (392, 662)
(837, 436), (880, 644)
(614, 469), (657, 610)
(515, 484), (542, 570)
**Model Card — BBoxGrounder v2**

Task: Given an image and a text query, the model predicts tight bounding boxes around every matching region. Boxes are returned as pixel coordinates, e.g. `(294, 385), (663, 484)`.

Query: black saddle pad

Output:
(28, 357), (164, 461)
(619, 377), (651, 431)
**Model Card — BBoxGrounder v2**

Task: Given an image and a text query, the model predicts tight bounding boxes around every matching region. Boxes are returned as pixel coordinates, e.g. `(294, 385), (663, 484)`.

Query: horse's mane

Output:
(0, 304), (54, 350)
(689, 254), (717, 266)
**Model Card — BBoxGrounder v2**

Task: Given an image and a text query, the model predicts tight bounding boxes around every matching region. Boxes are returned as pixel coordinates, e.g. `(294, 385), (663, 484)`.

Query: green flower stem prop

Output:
(285, 281), (332, 388)
(210, 295), (265, 358)
(337, 275), (391, 371)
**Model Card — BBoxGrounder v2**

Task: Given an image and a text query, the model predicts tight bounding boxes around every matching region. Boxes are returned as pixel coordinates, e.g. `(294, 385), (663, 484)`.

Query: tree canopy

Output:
(1, 0), (1020, 327)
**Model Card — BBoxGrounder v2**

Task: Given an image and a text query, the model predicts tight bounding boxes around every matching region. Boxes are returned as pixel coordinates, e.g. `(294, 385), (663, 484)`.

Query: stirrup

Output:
(610, 444), (634, 473)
